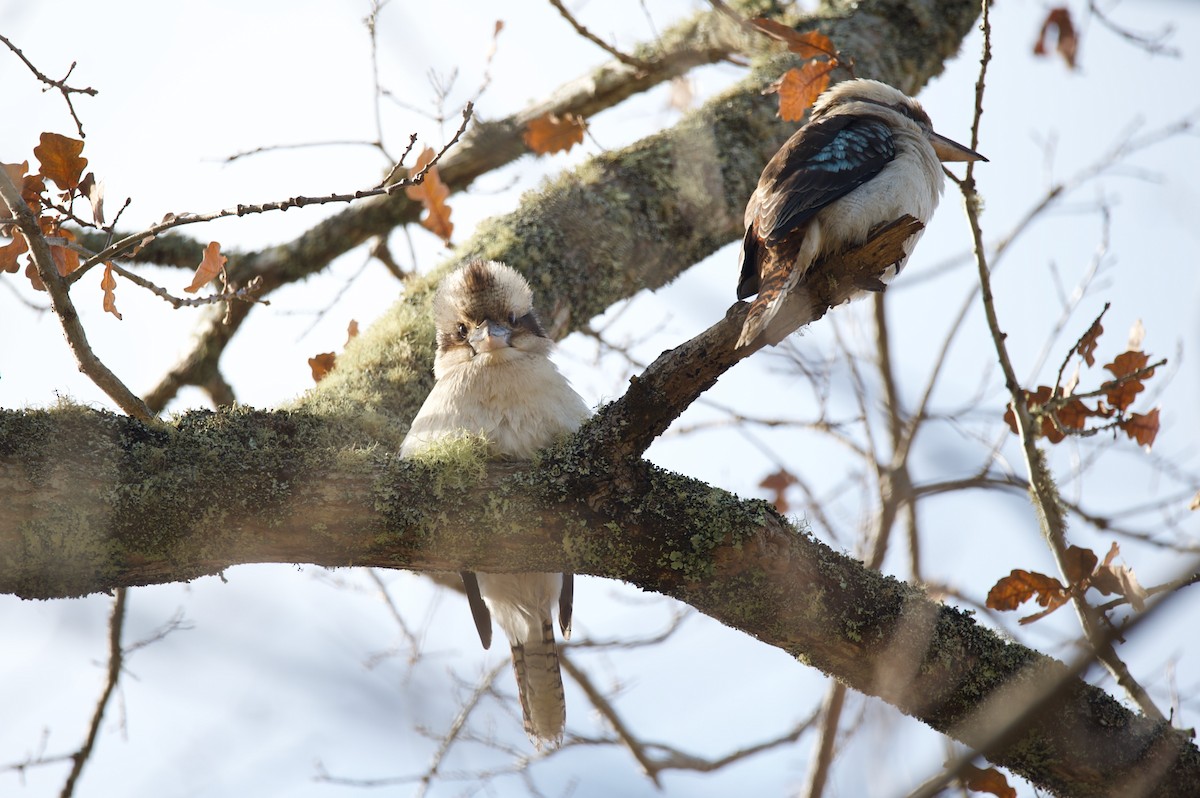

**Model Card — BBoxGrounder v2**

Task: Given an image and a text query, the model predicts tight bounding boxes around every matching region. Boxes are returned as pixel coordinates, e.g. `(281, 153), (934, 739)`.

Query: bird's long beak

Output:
(930, 131), (987, 163)
(468, 319), (512, 354)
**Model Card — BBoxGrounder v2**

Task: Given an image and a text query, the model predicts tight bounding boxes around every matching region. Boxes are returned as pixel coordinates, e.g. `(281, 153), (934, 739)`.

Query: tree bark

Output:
(1, 405), (1197, 797)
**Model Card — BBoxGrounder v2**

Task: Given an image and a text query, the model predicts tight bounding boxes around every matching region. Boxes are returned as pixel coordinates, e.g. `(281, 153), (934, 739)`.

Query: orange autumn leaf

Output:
(748, 19), (835, 59)
(759, 468), (799, 513)
(986, 569), (1067, 612)
(309, 352), (337, 382)
(1063, 544), (1098, 585)
(961, 764), (1017, 798)
(34, 132), (89, 191)
(1056, 397), (1101, 430)
(22, 172), (47, 214)
(523, 113), (587, 156)
(1003, 386), (1066, 443)
(1075, 312), (1104, 367)
(405, 147), (454, 243)
(3, 161), (43, 214)
(101, 262), (122, 320)
(775, 61), (835, 122)
(25, 259), (45, 291)
(1, 160), (26, 187)
(185, 241), (227, 293)
(1102, 350), (1152, 411)
(1, 235), (27, 274)
(40, 220), (81, 276)
(1034, 7), (1079, 69)
(1120, 408), (1160, 450)
(345, 319), (359, 345)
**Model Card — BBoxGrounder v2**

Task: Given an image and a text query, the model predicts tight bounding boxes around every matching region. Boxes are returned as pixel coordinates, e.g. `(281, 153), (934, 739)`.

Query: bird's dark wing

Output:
(461, 571), (493, 649)
(738, 115), (897, 299)
(558, 573), (573, 640)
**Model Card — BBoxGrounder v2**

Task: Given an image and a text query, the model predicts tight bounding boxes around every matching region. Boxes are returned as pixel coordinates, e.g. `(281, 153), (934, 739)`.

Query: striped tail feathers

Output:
(737, 250), (797, 350)
(510, 617), (566, 747)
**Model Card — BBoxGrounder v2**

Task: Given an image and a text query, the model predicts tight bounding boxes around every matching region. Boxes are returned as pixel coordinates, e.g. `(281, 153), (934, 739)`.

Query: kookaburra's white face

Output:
(811, 78), (983, 163)
(432, 260), (553, 378)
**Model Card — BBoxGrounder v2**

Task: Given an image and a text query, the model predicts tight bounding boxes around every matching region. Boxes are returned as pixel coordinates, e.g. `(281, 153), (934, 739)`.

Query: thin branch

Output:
(548, 0), (647, 69)
(364, 568), (419, 654)
(223, 138), (386, 164)
(59, 588), (127, 798)
(70, 105), (473, 280)
(803, 682), (847, 798)
(413, 664), (504, 798)
(957, 0), (1162, 722)
(559, 653), (661, 786)
(1087, 0), (1179, 57)
(0, 166), (153, 421)
(0, 34), (97, 138)
(106, 261), (269, 310)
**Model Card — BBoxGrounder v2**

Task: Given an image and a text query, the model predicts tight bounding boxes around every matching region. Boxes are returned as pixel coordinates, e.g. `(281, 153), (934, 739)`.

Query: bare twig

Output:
(59, 589), (127, 798)
(803, 682), (847, 798)
(364, 568), (419, 654)
(559, 653), (662, 785)
(1087, 0), (1179, 57)
(69, 105), (473, 281)
(413, 664), (505, 798)
(105, 262), (269, 310)
(0, 34), (97, 138)
(0, 730), (73, 784)
(548, 0), (647, 69)
(223, 139), (385, 164)
(705, 0), (759, 35)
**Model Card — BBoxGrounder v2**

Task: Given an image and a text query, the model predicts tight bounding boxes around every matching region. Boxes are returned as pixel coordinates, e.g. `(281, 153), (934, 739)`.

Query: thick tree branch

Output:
(1, 406), (1197, 797)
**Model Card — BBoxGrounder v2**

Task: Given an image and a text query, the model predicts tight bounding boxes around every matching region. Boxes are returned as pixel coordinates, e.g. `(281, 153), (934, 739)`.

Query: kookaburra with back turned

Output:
(736, 78), (986, 348)
(400, 260), (589, 747)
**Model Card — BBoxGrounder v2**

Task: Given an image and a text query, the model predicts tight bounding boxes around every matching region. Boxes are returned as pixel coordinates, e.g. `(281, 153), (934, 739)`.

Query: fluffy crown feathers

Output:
(811, 78), (932, 129)
(433, 260), (535, 334)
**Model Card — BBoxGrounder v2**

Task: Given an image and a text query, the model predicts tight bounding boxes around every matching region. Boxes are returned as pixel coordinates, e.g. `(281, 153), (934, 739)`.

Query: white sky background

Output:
(2, 1), (1199, 797)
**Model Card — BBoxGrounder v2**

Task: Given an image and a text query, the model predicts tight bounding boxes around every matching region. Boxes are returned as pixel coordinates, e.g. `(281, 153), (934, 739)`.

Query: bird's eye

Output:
(455, 322), (468, 339)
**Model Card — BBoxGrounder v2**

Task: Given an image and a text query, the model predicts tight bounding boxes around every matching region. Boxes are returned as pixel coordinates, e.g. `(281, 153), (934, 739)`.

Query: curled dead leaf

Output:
(1, 235), (28, 274)
(101, 262), (122, 320)
(405, 147), (454, 243)
(185, 242), (227, 293)
(986, 569), (1067, 613)
(1034, 7), (1079, 69)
